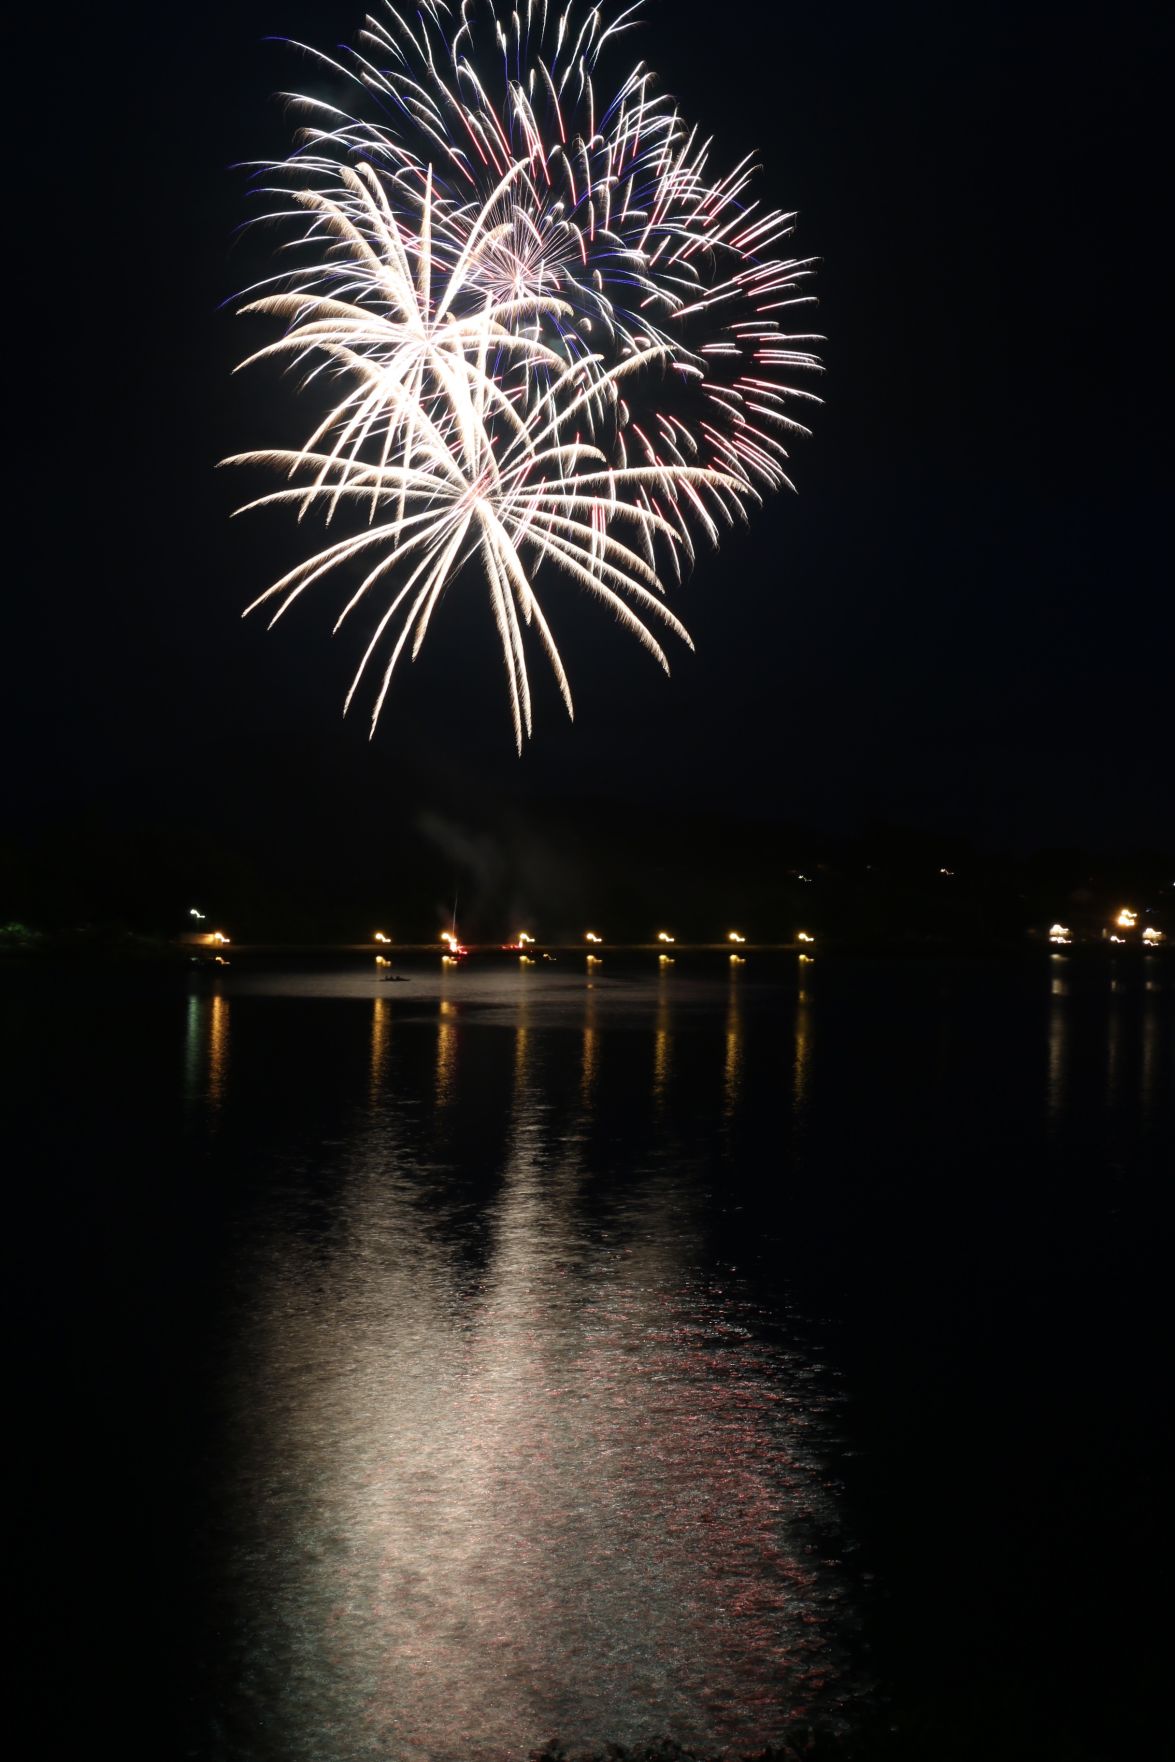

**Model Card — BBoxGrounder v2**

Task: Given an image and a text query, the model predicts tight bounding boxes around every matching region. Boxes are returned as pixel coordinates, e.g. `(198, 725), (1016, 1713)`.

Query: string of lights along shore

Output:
(224, 0), (822, 748)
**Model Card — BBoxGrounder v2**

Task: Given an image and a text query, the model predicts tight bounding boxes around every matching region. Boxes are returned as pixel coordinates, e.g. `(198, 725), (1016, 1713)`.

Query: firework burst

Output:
(226, 0), (821, 747)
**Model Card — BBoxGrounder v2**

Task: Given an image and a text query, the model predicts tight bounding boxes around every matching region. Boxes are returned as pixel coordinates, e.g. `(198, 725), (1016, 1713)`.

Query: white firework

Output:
(226, 1), (821, 744)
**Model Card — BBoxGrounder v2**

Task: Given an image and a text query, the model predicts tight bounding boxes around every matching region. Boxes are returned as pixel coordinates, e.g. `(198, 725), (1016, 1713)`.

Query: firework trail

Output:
(225, 0), (821, 747)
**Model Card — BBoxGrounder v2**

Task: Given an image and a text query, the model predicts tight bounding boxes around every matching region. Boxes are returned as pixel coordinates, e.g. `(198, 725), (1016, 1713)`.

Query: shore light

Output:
(727, 931), (745, 944)
(585, 931), (602, 944)
(1049, 924), (1072, 946)
(211, 931), (230, 946)
(797, 931), (815, 944)
(657, 931), (675, 944)
(1115, 908), (1137, 929)
(189, 907), (206, 920)
(1142, 927), (1164, 945)
(374, 931), (391, 944)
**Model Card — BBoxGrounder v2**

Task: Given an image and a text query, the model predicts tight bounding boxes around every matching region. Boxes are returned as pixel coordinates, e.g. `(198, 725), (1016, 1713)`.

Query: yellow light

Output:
(374, 931), (390, 944)
(797, 931), (814, 944)
(1142, 927), (1164, 944)
(798, 952), (814, 964)
(658, 952), (674, 964)
(586, 953), (601, 965)
(585, 931), (602, 944)
(211, 931), (230, 945)
(1109, 934), (1125, 945)
(1115, 908), (1137, 929)
(657, 931), (675, 944)
(727, 931), (745, 944)
(729, 953), (745, 964)
(516, 931), (534, 945)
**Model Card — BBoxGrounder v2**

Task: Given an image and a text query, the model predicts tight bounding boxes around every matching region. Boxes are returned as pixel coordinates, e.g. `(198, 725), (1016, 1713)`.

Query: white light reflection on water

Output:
(217, 985), (847, 1762)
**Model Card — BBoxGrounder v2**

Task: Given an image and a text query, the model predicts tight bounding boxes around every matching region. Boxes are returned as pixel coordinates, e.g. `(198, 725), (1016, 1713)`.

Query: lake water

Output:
(7, 953), (1172, 1760)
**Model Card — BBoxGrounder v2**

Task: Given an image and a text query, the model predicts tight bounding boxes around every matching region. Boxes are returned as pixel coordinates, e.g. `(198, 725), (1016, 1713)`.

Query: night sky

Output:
(7, 1), (1170, 931)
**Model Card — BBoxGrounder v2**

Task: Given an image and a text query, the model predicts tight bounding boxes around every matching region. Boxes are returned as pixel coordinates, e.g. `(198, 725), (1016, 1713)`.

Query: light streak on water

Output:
(210, 969), (847, 1760)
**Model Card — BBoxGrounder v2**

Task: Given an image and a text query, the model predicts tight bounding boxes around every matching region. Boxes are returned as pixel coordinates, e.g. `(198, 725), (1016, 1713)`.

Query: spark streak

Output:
(226, 1), (821, 746)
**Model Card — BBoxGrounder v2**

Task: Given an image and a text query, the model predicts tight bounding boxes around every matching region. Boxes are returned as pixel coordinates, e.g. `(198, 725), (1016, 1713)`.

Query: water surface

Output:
(7, 953), (1172, 1760)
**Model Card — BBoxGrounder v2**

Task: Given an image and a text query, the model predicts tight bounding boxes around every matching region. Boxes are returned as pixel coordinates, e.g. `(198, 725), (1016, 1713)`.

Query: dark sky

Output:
(6, 1), (1170, 926)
